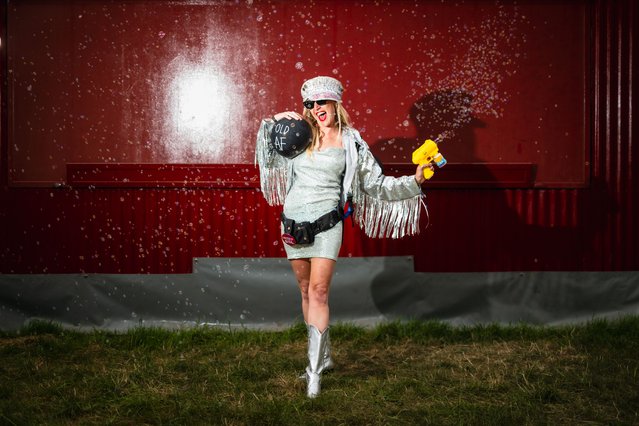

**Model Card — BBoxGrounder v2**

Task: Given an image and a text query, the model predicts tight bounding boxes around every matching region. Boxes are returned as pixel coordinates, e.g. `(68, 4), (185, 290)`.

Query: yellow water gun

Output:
(412, 139), (447, 180)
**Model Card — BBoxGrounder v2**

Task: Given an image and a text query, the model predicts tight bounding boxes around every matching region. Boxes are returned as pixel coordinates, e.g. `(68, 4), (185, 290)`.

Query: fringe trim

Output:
(255, 119), (287, 206)
(354, 192), (423, 239)
(259, 166), (287, 206)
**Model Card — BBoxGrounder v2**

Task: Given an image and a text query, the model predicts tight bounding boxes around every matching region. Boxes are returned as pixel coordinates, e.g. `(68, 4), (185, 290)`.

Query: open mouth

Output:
(317, 111), (327, 122)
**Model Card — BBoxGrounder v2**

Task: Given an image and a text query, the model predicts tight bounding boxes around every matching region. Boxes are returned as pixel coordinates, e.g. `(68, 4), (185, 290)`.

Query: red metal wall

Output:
(416, 0), (638, 272)
(1, 0), (637, 274)
(5, 0), (588, 187)
(0, 183), (418, 274)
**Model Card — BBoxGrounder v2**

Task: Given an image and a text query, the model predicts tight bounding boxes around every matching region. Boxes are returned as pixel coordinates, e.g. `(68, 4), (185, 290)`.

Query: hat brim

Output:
(304, 93), (341, 102)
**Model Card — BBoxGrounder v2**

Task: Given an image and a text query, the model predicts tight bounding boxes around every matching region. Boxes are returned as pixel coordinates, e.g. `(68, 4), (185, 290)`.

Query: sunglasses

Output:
(303, 99), (329, 109)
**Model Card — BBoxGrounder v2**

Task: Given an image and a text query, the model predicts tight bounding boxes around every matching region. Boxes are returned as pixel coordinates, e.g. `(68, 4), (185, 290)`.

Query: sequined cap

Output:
(301, 76), (344, 102)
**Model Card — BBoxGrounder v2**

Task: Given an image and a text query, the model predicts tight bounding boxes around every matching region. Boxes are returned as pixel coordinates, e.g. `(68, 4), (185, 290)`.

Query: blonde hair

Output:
(303, 102), (352, 152)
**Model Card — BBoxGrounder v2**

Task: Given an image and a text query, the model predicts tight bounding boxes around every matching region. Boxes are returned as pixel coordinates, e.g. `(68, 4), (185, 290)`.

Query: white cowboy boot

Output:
(299, 323), (334, 380)
(305, 324), (330, 398)
(322, 328), (335, 371)
(307, 322), (334, 370)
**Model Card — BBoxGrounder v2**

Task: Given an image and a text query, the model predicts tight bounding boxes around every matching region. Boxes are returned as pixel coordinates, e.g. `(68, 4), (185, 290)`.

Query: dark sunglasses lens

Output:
(303, 99), (329, 109)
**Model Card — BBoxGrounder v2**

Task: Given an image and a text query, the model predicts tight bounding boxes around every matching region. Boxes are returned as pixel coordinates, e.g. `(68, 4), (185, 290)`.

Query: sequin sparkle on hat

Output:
(300, 76), (344, 102)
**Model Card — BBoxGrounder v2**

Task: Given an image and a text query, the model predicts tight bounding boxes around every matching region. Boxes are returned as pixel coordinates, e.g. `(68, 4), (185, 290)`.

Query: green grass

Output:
(1, 317), (638, 425)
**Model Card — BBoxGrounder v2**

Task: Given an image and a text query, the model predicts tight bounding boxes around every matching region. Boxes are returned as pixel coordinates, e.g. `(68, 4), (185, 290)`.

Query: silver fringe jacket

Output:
(255, 119), (424, 238)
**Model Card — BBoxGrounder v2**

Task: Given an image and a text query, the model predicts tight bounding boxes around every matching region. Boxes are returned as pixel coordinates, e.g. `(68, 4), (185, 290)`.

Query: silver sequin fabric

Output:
(282, 148), (346, 260)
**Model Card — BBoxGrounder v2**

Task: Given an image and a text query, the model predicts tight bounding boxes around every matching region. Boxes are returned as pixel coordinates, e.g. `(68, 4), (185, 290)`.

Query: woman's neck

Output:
(319, 126), (341, 148)
(321, 125), (339, 137)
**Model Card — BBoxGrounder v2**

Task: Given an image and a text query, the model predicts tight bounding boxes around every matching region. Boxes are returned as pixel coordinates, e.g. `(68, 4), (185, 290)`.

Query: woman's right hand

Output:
(414, 163), (433, 185)
(273, 111), (304, 121)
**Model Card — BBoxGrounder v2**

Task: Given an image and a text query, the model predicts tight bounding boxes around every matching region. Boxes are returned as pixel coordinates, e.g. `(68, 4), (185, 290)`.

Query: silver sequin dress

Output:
(282, 148), (346, 260)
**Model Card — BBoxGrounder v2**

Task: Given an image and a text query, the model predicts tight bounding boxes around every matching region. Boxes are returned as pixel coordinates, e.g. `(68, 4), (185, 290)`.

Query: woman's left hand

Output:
(273, 111), (304, 121)
(414, 163), (433, 185)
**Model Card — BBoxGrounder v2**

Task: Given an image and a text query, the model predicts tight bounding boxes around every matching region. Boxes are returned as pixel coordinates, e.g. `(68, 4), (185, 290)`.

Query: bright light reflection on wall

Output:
(165, 64), (241, 162)
(177, 71), (222, 131)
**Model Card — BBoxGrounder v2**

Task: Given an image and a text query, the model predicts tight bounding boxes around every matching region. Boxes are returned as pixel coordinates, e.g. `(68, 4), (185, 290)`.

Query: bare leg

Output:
(289, 257), (336, 330)
(290, 257), (336, 398)
(290, 259), (311, 323)
(306, 257), (336, 332)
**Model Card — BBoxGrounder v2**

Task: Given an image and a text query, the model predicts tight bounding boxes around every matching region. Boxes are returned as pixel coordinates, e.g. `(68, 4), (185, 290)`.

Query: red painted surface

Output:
(65, 162), (535, 189)
(67, 164), (261, 189)
(7, 0), (587, 187)
(1, 0), (638, 274)
(0, 185), (419, 273)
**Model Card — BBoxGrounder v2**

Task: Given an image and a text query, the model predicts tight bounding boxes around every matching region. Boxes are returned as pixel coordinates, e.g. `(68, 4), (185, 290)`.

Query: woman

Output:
(256, 76), (428, 398)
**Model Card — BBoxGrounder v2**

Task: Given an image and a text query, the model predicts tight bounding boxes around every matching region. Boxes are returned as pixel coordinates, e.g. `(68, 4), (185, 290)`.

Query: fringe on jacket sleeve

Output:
(349, 130), (424, 239)
(255, 119), (288, 206)
(353, 188), (423, 238)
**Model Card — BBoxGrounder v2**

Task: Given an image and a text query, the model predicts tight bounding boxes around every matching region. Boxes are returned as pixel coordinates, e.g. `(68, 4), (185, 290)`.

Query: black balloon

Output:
(270, 118), (312, 159)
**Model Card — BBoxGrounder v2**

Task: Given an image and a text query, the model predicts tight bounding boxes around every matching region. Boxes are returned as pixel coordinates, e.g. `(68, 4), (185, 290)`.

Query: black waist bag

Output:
(281, 208), (342, 246)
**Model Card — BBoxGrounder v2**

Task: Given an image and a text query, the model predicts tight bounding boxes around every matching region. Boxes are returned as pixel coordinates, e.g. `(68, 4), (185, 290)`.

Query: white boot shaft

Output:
(306, 324), (329, 398)
(303, 322), (334, 372)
